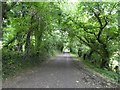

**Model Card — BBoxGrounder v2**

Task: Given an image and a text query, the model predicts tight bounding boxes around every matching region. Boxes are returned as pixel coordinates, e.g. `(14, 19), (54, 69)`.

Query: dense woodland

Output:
(1, 1), (120, 82)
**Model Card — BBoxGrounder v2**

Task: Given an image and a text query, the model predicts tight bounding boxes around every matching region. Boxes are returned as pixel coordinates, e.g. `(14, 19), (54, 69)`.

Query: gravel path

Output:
(2, 53), (119, 88)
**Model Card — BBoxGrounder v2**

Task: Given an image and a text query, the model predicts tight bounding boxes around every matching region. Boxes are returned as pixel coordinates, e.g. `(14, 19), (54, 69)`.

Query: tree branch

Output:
(3, 33), (18, 47)
(109, 3), (117, 15)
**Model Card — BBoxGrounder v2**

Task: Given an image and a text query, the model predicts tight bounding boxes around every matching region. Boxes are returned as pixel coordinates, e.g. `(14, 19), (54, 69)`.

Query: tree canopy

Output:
(1, 1), (120, 80)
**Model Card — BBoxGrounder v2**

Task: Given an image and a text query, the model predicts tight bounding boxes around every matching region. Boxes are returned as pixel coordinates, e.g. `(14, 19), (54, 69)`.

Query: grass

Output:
(2, 54), (49, 80)
(71, 53), (119, 84)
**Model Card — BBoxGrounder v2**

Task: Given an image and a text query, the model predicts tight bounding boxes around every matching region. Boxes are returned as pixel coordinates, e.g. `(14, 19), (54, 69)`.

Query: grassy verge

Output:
(2, 55), (48, 80)
(71, 53), (119, 85)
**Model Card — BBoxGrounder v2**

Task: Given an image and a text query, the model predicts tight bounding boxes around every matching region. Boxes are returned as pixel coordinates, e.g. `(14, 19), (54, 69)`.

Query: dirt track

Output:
(3, 53), (119, 88)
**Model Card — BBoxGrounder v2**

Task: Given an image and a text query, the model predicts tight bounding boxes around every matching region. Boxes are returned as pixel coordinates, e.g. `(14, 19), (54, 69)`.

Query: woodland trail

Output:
(3, 53), (118, 88)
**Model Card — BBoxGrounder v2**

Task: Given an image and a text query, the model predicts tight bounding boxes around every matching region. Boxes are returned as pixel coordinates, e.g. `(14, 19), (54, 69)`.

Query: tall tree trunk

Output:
(25, 30), (32, 56)
(25, 14), (34, 57)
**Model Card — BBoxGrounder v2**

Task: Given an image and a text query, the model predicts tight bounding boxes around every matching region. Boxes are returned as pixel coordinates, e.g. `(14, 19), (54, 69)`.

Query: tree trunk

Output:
(100, 47), (109, 68)
(88, 50), (94, 59)
(100, 58), (108, 68)
(25, 30), (32, 55)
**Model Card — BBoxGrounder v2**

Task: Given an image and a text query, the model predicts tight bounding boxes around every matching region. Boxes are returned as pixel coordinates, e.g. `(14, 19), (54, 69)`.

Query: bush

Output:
(90, 52), (101, 66)
(2, 48), (22, 79)
(109, 51), (120, 72)
(78, 45), (90, 58)
(2, 48), (49, 79)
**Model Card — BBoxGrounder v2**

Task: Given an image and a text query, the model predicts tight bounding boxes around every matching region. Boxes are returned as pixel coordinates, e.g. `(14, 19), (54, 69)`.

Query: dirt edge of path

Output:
(70, 54), (120, 88)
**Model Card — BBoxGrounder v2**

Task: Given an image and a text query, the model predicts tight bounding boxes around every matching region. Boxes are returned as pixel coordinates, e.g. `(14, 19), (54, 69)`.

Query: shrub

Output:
(109, 51), (120, 72)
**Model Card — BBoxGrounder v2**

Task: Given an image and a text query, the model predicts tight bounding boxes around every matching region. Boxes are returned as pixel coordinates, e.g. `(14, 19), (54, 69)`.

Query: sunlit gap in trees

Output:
(0, 41), (2, 49)
(59, 0), (78, 14)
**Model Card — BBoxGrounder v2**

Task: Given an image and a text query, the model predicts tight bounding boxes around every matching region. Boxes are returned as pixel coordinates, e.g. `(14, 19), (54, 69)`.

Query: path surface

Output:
(3, 53), (118, 88)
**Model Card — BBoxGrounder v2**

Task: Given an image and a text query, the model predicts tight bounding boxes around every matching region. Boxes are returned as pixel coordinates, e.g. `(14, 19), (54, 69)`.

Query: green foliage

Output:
(2, 47), (49, 79)
(2, 2), (65, 79)
(109, 51), (120, 72)
(2, 1), (119, 80)
(64, 2), (119, 69)
(2, 48), (22, 78)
